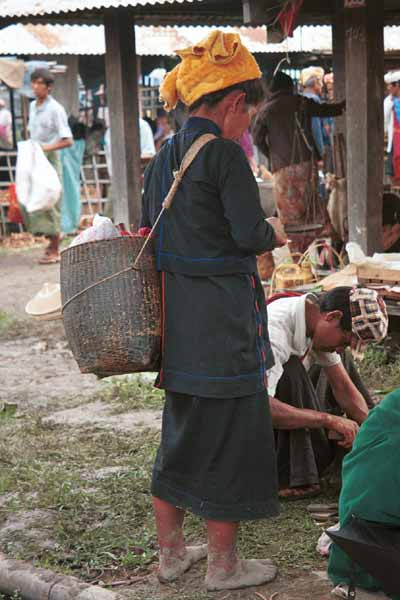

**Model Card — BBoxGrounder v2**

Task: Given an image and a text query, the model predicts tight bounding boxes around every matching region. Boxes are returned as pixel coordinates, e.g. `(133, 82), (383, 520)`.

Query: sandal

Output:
(307, 503), (338, 513)
(309, 511), (338, 522)
(278, 484), (321, 501)
(38, 254), (60, 265)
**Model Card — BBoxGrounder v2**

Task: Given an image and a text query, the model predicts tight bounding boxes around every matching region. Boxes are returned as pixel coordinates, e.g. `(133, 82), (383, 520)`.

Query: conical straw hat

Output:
(25, 282), (61, 317)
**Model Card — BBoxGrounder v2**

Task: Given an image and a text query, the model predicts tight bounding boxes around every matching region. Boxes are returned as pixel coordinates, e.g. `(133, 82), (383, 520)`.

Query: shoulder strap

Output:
(162, 133), (216, 209)
(132, 133), (216, 269)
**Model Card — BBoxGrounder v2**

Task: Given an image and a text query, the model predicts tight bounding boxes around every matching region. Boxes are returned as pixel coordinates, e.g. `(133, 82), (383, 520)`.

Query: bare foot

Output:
(206, 558), (277, 591)
(38, 253), (60, 265)
(158, 544), (208, 583)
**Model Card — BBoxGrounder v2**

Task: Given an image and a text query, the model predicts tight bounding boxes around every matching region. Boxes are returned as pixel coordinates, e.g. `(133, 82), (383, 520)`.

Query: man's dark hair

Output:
(189, 78), (265, 112)
(269, 72), (294, 94)
(68, 115), (86, 140)
(30, 68), (54, 86)
(319, 286), (352, 331)
(143, 115), (157, 135)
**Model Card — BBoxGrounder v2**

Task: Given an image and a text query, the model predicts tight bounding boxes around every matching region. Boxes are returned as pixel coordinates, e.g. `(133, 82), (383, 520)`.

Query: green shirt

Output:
(328, 389), (400, 598)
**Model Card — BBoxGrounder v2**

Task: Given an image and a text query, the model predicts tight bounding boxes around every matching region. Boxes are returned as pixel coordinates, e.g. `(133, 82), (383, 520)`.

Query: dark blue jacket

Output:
(142, 117), (276, 398)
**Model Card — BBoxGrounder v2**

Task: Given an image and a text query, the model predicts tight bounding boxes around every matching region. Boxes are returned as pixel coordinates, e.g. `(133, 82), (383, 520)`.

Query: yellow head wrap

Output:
(160, 30), (262, 112)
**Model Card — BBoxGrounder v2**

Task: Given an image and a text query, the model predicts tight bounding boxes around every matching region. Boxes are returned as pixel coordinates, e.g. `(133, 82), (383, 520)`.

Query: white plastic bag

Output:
(69, 214), (121, 247)
(316, 522), (339, 557)
(346, 242), (368, 265)
(16, 140), (62, 213)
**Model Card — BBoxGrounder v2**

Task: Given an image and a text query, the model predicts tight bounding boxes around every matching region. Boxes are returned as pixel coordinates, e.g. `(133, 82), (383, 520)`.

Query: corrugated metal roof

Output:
(0, 24), (105, 54)
(384, 25), (400, 51)
(0, 24), (267, 55)
(141, 26), (269, 55)
(0, 0), (202, 18)
(2, 24), (400, 57)
(263, 25), (331, 54)
(265, 25), (400, 54)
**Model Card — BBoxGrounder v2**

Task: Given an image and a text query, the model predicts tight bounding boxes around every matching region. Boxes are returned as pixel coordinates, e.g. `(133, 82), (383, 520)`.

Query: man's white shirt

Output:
(105, 118), (156, 176)
(28, 96), (71, 145)
(266, 294), (341, 397)
(384, 94), (394, 153)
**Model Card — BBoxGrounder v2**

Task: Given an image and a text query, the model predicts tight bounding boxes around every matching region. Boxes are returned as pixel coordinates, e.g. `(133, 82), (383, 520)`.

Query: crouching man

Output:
(266, 287), (388, 499)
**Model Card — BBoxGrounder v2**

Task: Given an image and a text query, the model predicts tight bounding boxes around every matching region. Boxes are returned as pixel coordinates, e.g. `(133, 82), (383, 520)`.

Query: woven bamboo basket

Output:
(60, 237), (161, 378)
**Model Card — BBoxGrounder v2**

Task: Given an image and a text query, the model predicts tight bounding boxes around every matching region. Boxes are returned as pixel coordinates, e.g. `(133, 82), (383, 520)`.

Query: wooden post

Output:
(52, 55), (79, 116)
(242, 0), (269, 25)
(345, 0), (384, 254)
(104, 9), (141, 228)
(332, 0), (346, 136)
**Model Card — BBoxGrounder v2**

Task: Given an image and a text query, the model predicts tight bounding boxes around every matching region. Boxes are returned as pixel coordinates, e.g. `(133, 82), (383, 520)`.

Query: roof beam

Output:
(104, 8), (142, 228)
(345, 0), (384, 254)
(242, 0), (271, 25)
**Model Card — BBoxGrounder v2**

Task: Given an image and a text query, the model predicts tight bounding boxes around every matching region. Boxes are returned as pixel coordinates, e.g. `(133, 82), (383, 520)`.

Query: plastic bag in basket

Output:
(69, 214), (121, 247)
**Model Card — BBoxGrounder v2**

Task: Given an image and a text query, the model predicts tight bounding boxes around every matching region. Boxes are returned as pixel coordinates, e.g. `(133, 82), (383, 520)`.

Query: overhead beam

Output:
(345, 0), (384, 254)
(243, 0), (271, 25)
(104, 8), (142, 229)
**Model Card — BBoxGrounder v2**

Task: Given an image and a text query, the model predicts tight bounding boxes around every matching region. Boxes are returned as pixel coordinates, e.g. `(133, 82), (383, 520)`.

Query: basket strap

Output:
(132, 132), (216, 269)
(162, 133), (216, 209)
(62, 134), (217, 313)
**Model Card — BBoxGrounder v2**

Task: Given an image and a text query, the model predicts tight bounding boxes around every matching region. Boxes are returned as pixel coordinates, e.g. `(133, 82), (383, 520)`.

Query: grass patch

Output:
(358, 345), (400, 395)
(0, 310), (32, 340)
(0, 418), (160, 579)
(0, 310), (16, 338)
(101, 375), (164, 412)
(0, 413), (331, 586)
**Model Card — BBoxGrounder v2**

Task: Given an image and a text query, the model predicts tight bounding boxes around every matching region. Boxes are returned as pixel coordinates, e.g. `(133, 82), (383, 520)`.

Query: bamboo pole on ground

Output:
(0, 555), (118, 600)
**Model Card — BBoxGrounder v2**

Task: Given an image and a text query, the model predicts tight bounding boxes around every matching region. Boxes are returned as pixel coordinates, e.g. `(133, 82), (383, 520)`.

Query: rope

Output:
(286, 97), (324, 242)
(273, 56), (290, 77)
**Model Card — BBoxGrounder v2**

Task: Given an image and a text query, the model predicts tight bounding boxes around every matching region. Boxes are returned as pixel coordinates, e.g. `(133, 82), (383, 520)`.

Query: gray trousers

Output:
(274, 351), (373, 488)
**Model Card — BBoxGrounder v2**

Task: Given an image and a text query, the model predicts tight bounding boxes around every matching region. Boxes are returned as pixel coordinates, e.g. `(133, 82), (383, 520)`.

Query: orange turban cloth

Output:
(160, 30), (262, 112)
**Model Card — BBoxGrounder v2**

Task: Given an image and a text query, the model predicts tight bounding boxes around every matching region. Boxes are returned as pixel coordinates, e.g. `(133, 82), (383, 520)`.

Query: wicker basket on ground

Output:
(60, 237), (161, 378)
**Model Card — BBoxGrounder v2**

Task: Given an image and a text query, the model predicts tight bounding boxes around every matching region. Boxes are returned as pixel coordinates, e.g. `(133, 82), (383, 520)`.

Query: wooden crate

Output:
(357, 263), (400, 286)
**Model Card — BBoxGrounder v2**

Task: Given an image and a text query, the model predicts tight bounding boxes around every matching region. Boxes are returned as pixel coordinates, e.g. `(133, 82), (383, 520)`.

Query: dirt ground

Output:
(0, 248), (386, 600)
(0, 247), (159, 422)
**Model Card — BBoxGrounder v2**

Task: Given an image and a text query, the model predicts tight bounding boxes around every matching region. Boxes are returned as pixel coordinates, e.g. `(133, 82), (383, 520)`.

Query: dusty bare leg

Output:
(152, 496), (207, 583)
(205, 520), (277, 591)
(47, 234), (60, 257)
(39, 234), (60, 263)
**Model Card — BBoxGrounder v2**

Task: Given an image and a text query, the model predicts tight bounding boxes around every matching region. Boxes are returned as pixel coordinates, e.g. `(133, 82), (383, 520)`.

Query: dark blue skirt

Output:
(151, 391), (279, 521)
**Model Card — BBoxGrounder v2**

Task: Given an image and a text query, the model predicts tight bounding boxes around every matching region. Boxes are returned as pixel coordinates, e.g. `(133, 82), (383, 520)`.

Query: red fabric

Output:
(266, 291), (302, 305)
(137, 227), (152, 237)
(116, 223), (135, 236)
(278, 0), (304, 37)
(393, 110), (400, 179)
(157, 271), (166, 387)
(8, 183), (24, 224)
(116, 224), (153, 237)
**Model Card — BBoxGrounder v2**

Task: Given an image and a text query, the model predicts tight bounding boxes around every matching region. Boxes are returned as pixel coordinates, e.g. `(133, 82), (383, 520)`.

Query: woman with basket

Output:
(141, 31), (286, 592)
